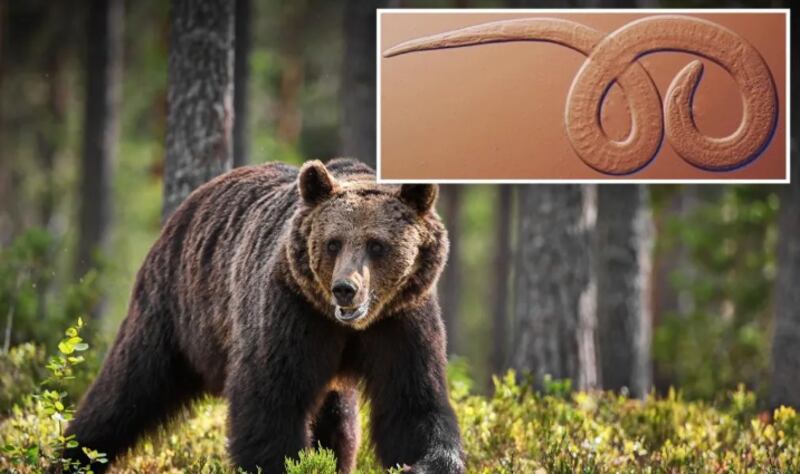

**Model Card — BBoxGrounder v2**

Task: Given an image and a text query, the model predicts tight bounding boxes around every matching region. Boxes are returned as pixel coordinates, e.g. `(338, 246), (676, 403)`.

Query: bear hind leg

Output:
(311, 388), (361, 474)
(63, 309), (203, 473)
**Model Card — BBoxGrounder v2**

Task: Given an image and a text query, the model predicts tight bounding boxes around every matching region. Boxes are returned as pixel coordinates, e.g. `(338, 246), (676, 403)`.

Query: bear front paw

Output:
(405, 449), (465, 474)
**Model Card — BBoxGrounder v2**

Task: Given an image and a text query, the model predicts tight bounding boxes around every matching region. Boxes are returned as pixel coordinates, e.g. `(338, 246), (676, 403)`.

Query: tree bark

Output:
(770, 161), (800, 409)
(274, 2), (307, 147)
(438, 185), (462, 356)
(340, 0), (386, 169)
(233, 0), (251, 168)
(39, 3), (72, 232)
(512, 185), (599, 391)
(77, 0), (123, 278)
(596, 185), (654, 398)
(491, 186), (512, 375)
(163, 0), (234, 221)
(773, 13), (796, 414)
(0, 0), (7, 245)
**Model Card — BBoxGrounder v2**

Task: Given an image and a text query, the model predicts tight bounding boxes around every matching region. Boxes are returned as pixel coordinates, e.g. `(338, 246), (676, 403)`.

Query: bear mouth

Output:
(334, 299), (369, 323)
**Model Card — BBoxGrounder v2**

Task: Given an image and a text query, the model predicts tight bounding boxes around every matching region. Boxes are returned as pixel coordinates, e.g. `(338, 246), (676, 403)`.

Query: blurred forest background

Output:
(0, 0), (796, 418)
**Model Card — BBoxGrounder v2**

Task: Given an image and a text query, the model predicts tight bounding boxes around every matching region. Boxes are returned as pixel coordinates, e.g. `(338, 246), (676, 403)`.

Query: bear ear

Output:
(398, 184), (438, 215)
(298, 160), (339, 206)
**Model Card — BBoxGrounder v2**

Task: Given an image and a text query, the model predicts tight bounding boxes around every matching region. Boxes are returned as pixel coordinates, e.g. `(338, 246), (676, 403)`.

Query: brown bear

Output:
(63, 158), (464, 473)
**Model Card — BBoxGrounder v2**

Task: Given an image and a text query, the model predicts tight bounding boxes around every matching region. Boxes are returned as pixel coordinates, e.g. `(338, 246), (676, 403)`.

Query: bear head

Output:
(286, 159), (448, 329)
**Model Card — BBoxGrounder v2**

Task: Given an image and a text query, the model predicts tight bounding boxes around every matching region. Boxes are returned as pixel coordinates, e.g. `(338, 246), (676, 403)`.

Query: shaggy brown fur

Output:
(63, 159), (464, 473)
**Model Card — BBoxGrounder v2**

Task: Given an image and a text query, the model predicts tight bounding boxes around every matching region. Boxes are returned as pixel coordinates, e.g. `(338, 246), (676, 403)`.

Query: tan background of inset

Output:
(380, 12), (787, 180)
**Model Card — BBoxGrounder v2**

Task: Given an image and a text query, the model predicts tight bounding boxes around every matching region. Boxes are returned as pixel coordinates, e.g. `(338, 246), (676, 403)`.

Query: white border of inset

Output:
(376, 8), (791, 184)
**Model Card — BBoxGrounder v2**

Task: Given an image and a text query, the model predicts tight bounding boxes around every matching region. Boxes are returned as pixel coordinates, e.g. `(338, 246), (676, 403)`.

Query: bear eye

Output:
(367, 240), (387, 258)
(326, 239), (342, 256)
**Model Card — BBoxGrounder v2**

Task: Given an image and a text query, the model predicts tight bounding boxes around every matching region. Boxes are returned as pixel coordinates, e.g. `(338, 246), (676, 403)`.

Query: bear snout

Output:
(332, 279), (358, 307)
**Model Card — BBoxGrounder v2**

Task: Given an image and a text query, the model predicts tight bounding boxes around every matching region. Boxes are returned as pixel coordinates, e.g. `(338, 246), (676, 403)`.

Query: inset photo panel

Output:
(377, 9), (789, 182)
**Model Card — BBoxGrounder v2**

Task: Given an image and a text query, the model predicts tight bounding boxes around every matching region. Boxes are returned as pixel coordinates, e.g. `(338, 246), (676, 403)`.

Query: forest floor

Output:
(3, 373), (800, 473)
(1, 334), (799, 473)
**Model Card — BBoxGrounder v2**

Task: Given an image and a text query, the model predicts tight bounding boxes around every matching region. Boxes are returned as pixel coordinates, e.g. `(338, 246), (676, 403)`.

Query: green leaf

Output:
(25, 445), (39, 463)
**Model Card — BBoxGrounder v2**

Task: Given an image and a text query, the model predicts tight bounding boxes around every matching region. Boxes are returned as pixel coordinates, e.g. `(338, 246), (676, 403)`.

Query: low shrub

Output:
(0, 343), (48, 414)
(1, 318), (106, 473)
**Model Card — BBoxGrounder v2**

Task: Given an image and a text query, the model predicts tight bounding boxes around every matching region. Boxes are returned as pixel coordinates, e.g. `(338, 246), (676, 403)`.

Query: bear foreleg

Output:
(311, 388), (361, 473)
(361, 302), (465, 474)
(226, 299), (346, 474)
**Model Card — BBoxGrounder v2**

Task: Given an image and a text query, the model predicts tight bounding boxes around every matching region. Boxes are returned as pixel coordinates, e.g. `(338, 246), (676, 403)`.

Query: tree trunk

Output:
(770, 162), (800, 409)
(39, 3), (72, 232)
(438, 185), (462, 356)
(596, 185), (654, 398)
(275, 2), (306, 147)
(340, 0), (386, 169)
(233, 0), (251, 168)
(77, 0), (123, 278)
(163, 0), (234, 220)
(491, 186), (512, 375)
(512, 185), (599, 391)
(0, 0), (7, 245)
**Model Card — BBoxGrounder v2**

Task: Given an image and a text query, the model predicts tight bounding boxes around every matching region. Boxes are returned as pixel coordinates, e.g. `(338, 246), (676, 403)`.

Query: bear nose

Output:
(332, 280), (358, 306)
